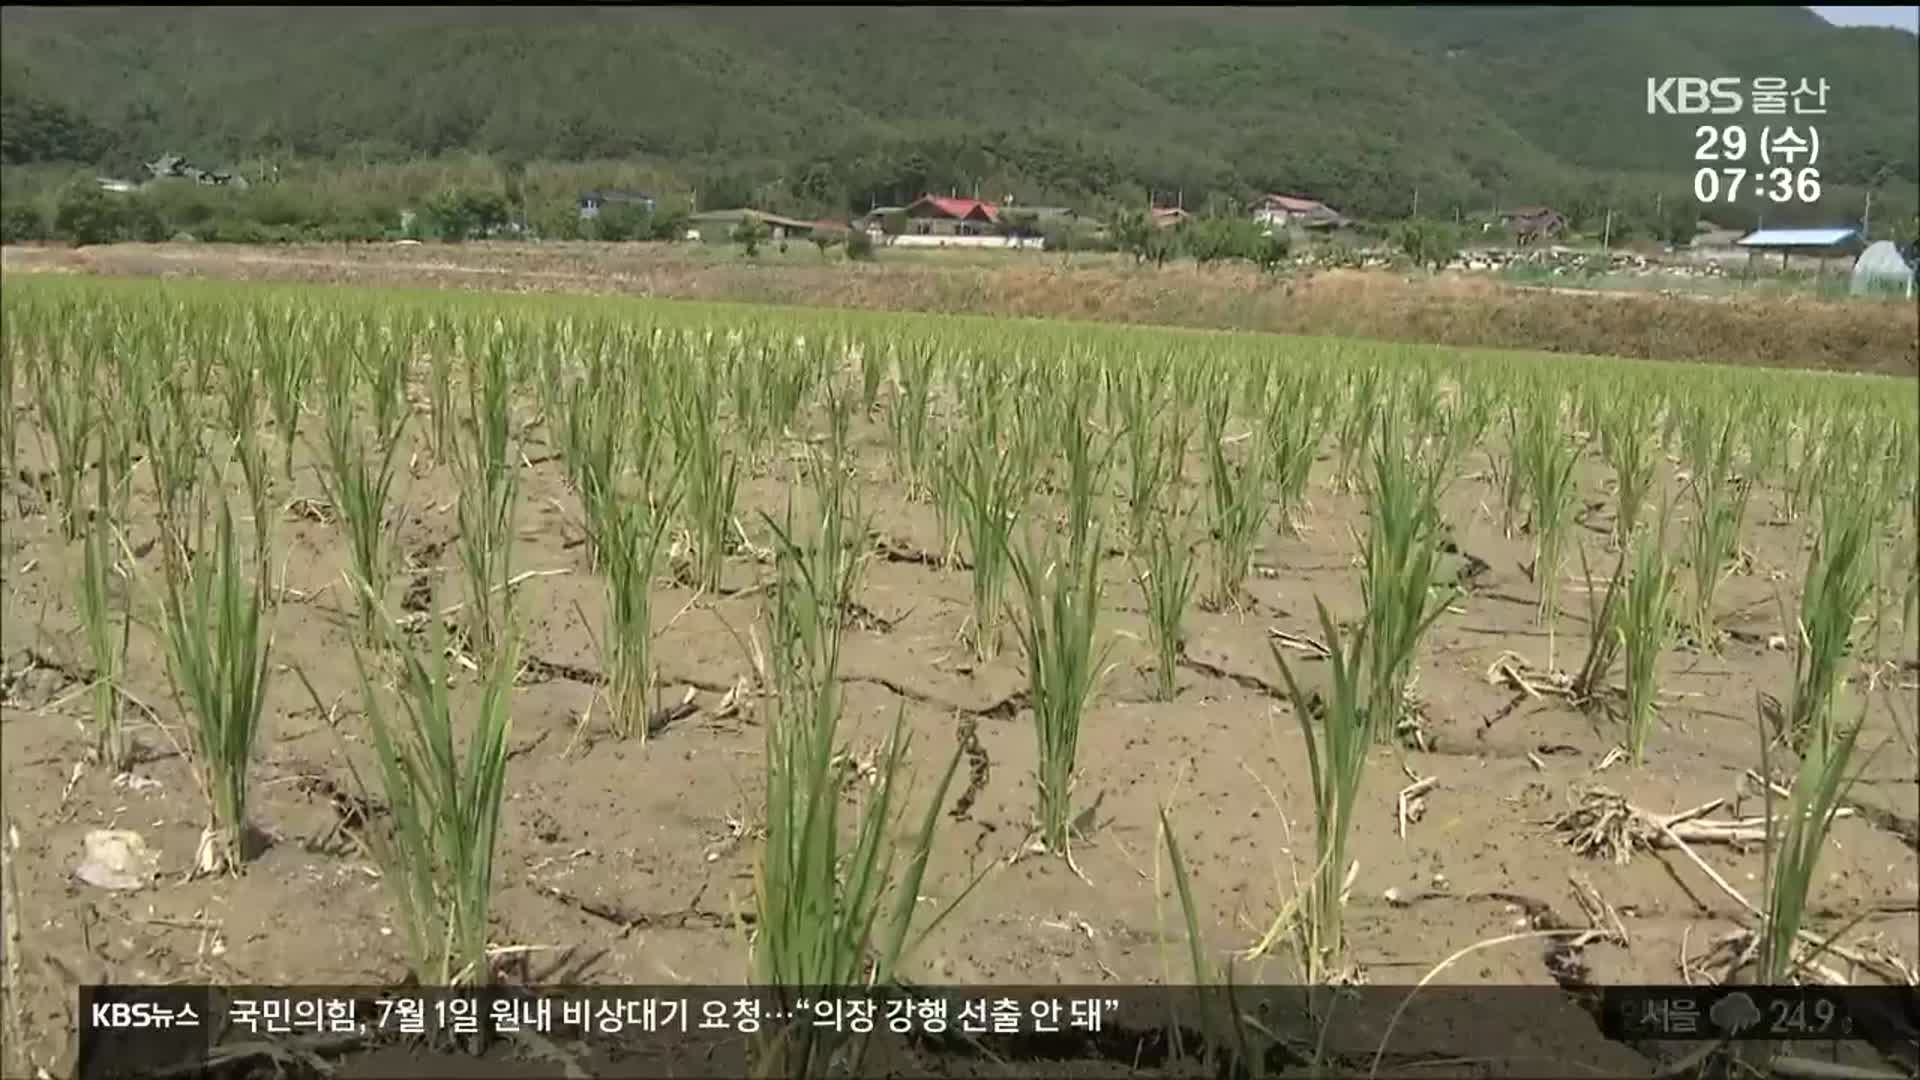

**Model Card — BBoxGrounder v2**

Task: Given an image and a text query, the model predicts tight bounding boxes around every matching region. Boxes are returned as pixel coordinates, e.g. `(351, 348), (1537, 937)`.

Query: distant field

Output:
(5, 241), (1916, 376)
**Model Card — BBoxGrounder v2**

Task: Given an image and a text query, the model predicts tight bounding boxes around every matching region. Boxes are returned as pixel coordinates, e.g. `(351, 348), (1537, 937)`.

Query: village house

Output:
(1497, 206), (1569, 246)
(903, 194), (1000, 236)
(576, 190), (656, 220)
(1150, 206), (1192, 230)
(1249, 193), (1346, 230)
(683, 208), (831, 244)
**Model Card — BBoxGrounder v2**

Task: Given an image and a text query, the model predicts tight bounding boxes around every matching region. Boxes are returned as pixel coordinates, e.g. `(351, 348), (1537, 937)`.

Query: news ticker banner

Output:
(82, 983), (1917, 1079)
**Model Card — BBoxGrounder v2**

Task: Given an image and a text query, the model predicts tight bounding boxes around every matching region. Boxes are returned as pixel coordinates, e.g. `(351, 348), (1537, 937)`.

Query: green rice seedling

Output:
(357, 314), (410, 456)
(1157, 805), (1265, 1078)
(254, 304), (314, 483)
(1682, 413), (1752, 649)
(1443, 375), (1497, 476)
(0, 311), (17, 487)
(858, 338), (884, 416)
(1599, 389), (1656, 546)
(1358, 412), (1456, 744)
(1056, 381), (1112, 564)
(145, 368), (207, 570)
(1516, 394), (1583, 667)
(424, 320), (456, 462)
(594, 457), (685, 741)
(217, 346), (273, 558)
(1745, 397), (1790, 515)
(1488, 402), (1529, 539)
(154, 491), (275, 877)
(32, 335), (96, 540)
(1619, 509), (1679, 764)
(76, 442), (133, 771)
(754, 469), (969, 1076)
(1261, 368), (1324, 537)
(1332, 367), (1380, 494)
(1135, 500), (1199, 702)
(1785, 492), (1874, 755)
(1201, 386), (1267, 612)
(946, 372), (1032, 660)
(452, 334), (520, 656)
(315, 372), (408, 647)
(1116, 354), (1174, 551)
(1571, 543), (1626, 709)
(671, 358), (740, 595)
(1757, 701), (1865, 985)
(346, 598), (518, 987)
(1260, 600), (1371, 982)
(1009, 517), (1113, 858)
(886, 341), (937, 495)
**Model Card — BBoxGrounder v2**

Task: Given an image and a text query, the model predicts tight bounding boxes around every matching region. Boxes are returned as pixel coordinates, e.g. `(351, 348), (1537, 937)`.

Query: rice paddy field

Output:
(0, 274), (1915, 1076)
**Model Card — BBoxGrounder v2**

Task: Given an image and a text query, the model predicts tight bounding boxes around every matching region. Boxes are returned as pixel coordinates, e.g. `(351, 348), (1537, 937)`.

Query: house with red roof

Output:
(1249, 193), (1347, 231)
(904, 194), (1001, 236)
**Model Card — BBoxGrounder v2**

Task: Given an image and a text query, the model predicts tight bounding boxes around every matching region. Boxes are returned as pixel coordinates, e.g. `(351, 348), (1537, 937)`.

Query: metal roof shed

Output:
(1734, 227), (1864, 272)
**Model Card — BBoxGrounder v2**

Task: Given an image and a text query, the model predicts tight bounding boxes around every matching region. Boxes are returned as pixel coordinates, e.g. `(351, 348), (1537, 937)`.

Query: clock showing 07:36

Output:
(1694, 164), (1823, 204)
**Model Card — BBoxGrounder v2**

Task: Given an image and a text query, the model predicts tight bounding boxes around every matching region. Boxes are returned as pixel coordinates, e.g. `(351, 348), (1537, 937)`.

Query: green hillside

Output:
(2, 5), (1915, 225)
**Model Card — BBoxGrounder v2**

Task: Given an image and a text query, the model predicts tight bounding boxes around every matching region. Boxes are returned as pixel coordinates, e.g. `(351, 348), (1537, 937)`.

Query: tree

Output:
(649, 208), (689, 241)
(1660, 199), (1699, 247)
(733, 215), (771, 255)
(590, 203), (651, 242)
(1252, 227), (1291, 272)
(423, 188), (508, 242)
(1, 203), (47, 243)
(1111, 209), (1152, 263)
(810, 229), (844, 259)
(53, 184), (120, 245)
(1396, 219), (1459, 272)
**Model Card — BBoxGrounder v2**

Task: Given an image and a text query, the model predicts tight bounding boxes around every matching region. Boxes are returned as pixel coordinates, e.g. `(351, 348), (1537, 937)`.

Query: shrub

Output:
(1253, 228), (1292, 272)
(53, 184), (121, 245)
(1, 203), (47, 243)
(589, 203), (652, 242)
(846, 229), (875, 260)
(734, 215), (771, 256)
(423, 188), (509, 242)
(1396, 219), (1460, 272)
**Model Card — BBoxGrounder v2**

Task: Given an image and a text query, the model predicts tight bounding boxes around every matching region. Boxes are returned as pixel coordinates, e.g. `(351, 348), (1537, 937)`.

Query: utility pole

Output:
(1411, 186), (1419, 220)
(1862, 190), (1873, 237)
(1603, 208), (1613, 250)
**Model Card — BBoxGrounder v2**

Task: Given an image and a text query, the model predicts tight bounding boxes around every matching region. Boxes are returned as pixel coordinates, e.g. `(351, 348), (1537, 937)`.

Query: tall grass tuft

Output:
(594, 453), (685, 741)
(1136, 501), (1199, 703)
(1357, 411), (1456, 744)
(672, 359), (740, 594)
(77, 444), (133, 770)
(315, 371), (408, 647)
(32, 335), (96, 541)
(945, 366), (1031, 660)
(754, 467), (967, 1076)
(155, 491), (275, 876)
(452, 333), (520, 656)
(1009, 522), (1112, 858)
(1201, 386), (1267, 612)
(1599, 389), (1656, 547)
(1261, 601), (1371, 982)
(1516, 392), (1582, 667)
(1619, 509), (1679, 764)
(1759, 704), (1865, 985)
(348, 602), (518, 986)
(1785, 493), (1874, 754)
(1682, 412), (1752, 649)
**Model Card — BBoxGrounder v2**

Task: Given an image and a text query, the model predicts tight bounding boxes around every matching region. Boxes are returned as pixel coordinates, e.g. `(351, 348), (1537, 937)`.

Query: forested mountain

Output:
(3, 5), (1915, 222)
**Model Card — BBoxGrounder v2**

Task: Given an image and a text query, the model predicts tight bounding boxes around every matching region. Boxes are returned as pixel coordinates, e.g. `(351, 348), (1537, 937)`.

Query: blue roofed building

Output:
(1734, 227), (1865, 270)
